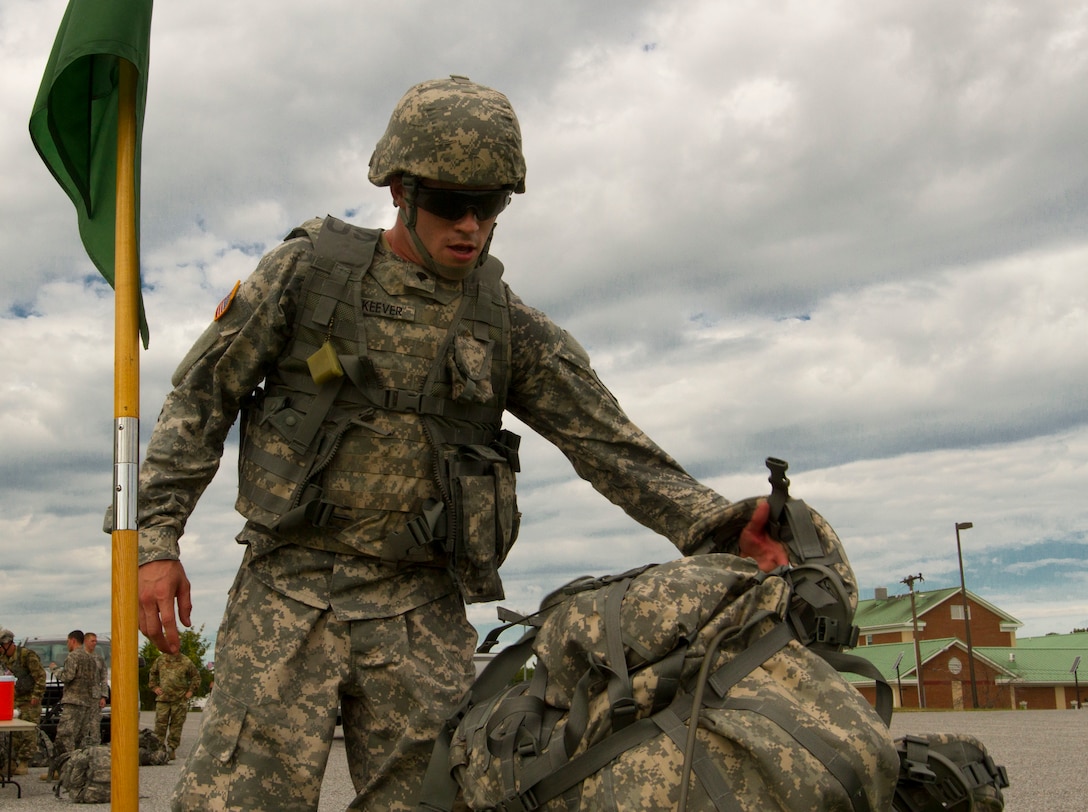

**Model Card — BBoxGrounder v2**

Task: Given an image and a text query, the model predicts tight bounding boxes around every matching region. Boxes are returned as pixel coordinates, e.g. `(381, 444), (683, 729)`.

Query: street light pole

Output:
(955, 521), (979, 709)
(1072, 656), (1082, 710)
(893, 651), (904, 709)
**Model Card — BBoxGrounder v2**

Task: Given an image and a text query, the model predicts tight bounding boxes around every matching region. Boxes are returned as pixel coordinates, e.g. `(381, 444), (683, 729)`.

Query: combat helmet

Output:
(369, 75), (526, 193)
(369, 76), (526, 279)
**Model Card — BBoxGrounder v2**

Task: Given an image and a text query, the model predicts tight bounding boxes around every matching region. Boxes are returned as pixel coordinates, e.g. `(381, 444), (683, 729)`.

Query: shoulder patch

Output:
(214, 280), (242, 321)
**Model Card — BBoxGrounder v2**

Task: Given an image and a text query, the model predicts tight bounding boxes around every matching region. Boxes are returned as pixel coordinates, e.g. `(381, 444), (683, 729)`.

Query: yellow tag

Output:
(306, 341), (344, 384)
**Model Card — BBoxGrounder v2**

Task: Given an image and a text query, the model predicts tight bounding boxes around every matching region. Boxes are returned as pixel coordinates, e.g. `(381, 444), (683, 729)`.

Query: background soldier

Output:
(137, 76), (769, 811)
(82, 632), (109, 747)
(0, 628), (46, 776)
(44, 630), (97, 781)
(148, 651), (200, 761)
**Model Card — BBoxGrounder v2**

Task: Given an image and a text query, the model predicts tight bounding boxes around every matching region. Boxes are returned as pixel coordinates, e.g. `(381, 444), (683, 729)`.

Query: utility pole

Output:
(901, 573), (926, 708)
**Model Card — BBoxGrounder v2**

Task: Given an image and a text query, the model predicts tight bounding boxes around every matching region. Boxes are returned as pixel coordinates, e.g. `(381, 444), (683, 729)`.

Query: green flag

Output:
(29, 0), (153, 347)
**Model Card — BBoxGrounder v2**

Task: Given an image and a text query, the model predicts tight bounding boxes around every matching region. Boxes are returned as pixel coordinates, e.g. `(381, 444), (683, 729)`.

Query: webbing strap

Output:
(335, 355), (503, 423)
(722, 696), (873, 812)
(654, 705), (742, 812)
(525, 716), (662, 807)
(706, 616), (793, 700)
(520, 621), (796, 812)
(783, 498), (824, 561)
(601, 579), (638, 731)
(817, 648), (894, 726)
(287, 374), (345, 454)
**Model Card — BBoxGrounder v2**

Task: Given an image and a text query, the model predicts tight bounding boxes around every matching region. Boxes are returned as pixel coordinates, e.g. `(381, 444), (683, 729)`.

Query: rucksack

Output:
(417, 458), (1010, 811)
(55, 744), (111, 803)
(139, 728), (170, 766)
(419, 459), (904, 811)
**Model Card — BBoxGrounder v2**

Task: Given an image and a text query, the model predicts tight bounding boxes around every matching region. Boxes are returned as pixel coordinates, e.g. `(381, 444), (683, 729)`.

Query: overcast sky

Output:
(2, 0), (1086, 655)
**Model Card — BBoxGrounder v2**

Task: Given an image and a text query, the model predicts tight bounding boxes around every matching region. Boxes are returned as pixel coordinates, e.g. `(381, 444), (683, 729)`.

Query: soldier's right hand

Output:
(138, 559), (193, 655)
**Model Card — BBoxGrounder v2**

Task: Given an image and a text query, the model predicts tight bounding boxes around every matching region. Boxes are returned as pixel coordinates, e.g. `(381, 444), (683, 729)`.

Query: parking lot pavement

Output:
(5, 708), (1083, 809)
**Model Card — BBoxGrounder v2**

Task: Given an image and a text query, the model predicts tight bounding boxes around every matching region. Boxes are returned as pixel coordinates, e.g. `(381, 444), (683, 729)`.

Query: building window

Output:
(951, 604), (972, 621)
(865, 634), (873, 646)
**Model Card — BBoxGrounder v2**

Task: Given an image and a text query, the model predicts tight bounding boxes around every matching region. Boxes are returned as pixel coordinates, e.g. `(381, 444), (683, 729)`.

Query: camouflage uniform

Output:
(138, 77), (732, 812)
(53, 646), (98, 764)
(0, 642), (46, 768)
(82, 648), (108, 747)
(149, 652), (200, 757)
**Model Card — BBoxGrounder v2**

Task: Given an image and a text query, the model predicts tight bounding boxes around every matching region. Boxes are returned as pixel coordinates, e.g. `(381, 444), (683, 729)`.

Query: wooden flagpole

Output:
(111, 57), (141, 812)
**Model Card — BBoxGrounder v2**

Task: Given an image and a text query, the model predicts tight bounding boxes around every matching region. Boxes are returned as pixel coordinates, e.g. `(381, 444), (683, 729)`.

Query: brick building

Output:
(846, 586), (1088, 710)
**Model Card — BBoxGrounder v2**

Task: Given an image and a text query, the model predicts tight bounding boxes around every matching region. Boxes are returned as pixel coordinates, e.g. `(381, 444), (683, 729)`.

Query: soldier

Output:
(148, 651), (200, 761)
(137, 76), (772, 811)
(0, 628), (46, 776)
(81, 632), (109, 747)
(43, 630), (97, 780)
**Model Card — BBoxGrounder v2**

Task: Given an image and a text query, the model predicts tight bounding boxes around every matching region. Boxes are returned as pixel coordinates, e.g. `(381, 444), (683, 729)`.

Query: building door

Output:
(951, 680), (963, 710)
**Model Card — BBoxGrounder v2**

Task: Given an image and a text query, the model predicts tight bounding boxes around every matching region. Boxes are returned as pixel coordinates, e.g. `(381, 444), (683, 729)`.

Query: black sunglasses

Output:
(412, 185), (512, 222)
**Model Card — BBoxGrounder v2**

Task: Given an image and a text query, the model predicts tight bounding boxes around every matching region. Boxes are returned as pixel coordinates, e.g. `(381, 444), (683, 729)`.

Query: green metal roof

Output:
(855, 587), (961, 629)
(841, 633), (1088, 687)
(840, 638), (969, 684)
(978, 632), (1088, 683)
(1014, 631), (1088, 649)
(855, 587), (1021, 631)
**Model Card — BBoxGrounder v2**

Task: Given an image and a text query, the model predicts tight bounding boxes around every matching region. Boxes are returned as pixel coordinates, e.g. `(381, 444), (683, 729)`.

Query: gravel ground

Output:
(4, 708), (1083, 809)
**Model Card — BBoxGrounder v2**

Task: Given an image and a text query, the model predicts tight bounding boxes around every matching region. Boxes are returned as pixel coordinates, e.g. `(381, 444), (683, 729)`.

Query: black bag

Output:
(893, 734), (1009, 811)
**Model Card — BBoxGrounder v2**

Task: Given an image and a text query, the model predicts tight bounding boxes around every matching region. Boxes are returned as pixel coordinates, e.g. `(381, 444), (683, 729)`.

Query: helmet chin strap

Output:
(400, 176), (494, 281)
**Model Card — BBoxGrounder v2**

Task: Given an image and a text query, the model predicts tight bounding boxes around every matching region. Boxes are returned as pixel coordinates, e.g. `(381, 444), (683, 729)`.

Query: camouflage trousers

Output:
(171, 566), (475, 812)
(9, 697), (40, 762)
(83, 703), (103, 748)
(155, 697), (190, 754)
(55, 703), (98, 762)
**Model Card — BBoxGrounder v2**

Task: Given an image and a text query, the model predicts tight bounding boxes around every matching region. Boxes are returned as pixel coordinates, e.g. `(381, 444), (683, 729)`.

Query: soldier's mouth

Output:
(447, 243), (478, 262)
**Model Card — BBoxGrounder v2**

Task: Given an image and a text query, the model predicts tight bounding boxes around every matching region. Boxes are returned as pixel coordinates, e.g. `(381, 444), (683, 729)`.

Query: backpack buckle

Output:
(499, 789), (539, 811)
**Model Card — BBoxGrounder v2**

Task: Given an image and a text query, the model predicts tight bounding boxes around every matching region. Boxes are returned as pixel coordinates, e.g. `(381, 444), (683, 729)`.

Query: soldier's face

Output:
(391, 178), (499, 271)
(85, 636), (97, 652)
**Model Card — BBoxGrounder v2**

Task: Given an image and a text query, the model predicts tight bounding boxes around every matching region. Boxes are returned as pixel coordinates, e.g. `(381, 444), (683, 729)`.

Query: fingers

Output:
(176, 575), (193, 630)
(739, 499), (789, 572)
(138, 559), (191, 654)
(748, 499), (771, 530)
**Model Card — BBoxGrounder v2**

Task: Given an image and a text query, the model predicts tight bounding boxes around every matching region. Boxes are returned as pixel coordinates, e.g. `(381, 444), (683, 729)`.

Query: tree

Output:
(139, 625), (212, 710)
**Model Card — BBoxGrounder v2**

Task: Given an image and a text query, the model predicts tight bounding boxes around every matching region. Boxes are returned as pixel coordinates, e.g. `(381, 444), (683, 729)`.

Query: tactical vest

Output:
(3, 647), (37, 695)
(236, 215), (521, 602)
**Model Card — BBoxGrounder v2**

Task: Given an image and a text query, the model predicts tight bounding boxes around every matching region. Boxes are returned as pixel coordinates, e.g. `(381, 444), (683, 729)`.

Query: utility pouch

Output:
(440, 432), (522, 603)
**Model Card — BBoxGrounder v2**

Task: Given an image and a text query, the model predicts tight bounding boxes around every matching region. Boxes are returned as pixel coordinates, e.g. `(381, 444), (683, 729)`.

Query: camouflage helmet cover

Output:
(369, 75), (527, 193)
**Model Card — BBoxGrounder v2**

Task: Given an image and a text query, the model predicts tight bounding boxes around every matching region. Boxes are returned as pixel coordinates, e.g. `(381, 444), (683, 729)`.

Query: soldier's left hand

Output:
(738, 500), (789, 572)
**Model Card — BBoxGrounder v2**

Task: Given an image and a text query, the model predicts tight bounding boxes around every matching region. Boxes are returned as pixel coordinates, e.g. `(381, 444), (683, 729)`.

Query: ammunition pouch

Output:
(437, 429), (522, 603)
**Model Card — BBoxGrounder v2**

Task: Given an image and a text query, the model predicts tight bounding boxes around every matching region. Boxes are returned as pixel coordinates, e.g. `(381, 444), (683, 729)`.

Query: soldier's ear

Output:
(390, 175), (405, 207)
